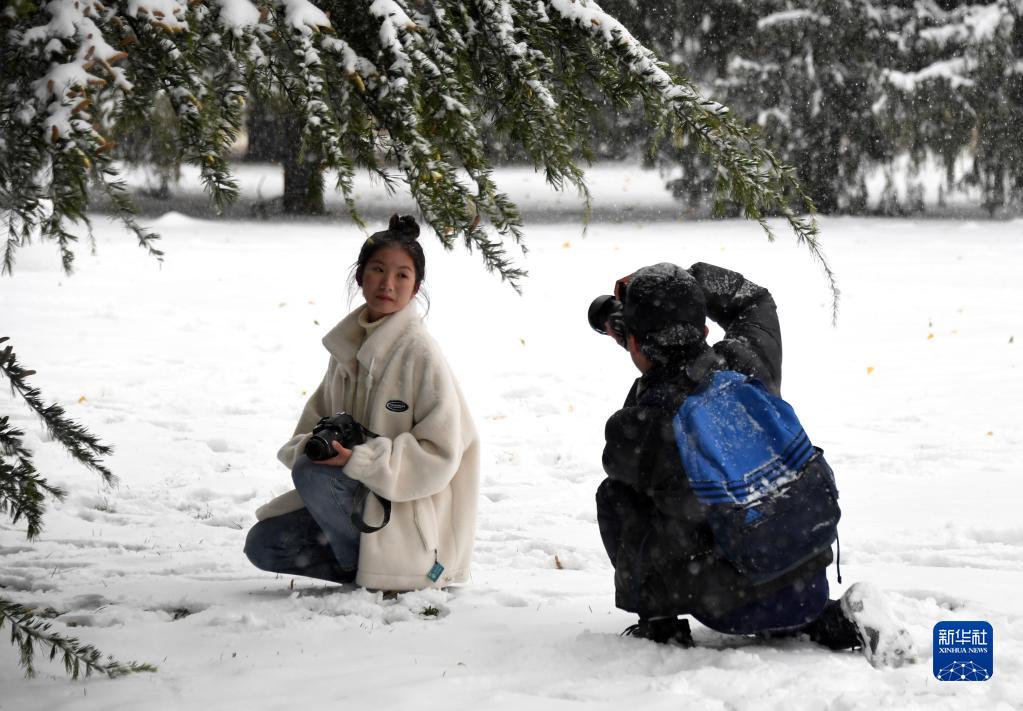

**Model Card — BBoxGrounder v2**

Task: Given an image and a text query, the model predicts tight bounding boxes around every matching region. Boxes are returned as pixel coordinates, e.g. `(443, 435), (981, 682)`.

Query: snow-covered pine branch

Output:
(545, 0), (837, 314)
(3, 0), (831, 295)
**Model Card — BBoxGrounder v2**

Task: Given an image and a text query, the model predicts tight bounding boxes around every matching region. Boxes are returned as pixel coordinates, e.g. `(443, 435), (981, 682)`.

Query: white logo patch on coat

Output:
(385, 399), (409, 413)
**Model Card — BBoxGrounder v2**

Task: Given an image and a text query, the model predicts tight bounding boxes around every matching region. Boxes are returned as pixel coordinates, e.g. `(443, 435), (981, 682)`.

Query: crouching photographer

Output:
(591, 261), (914, 667)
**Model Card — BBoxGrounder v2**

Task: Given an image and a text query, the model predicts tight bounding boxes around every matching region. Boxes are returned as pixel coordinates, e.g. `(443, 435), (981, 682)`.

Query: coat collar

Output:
(635, 342), (722, 406)
(321, 302), (421, 376)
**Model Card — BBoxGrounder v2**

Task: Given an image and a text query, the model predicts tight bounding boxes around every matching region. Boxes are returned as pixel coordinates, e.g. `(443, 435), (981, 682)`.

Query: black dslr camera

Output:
(589, 273), (632, 345)
(588, 294), (628, 349)
(587, 295), (623, 335)
(304, 412), (371, 461)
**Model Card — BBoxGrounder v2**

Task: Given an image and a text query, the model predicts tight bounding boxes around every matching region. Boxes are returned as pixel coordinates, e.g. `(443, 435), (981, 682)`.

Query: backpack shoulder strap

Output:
(684, 347), (726, 387)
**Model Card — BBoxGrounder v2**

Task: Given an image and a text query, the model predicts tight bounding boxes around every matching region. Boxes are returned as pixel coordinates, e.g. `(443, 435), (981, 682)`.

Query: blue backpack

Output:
(672, 370), (840, 585)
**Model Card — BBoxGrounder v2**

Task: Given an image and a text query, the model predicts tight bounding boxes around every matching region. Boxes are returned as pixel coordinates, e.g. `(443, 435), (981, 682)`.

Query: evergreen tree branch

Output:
(0, 599), (157, 679)
(92, 169), (164, 262)
(351, 3), (529, 289)
(545, 1), (840, 320)
(258, 6), (358, 216)
(0, 338), (115, 485)
(3, 0), (855, 305)
(0, 416), (67, 539)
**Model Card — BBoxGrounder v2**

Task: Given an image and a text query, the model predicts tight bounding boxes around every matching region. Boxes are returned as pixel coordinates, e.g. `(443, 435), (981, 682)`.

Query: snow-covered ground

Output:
(1, 206), (1021, 709)
(119, 155), (994, 222)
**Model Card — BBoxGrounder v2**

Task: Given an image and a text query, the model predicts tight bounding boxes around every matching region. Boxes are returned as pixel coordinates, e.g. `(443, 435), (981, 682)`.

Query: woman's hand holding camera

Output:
(319, 440), (353, 468)
(304, 412), (371, 467)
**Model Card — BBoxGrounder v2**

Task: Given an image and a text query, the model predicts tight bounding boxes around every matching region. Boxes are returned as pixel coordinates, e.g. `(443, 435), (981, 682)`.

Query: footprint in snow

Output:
(494, 592), (530, 607)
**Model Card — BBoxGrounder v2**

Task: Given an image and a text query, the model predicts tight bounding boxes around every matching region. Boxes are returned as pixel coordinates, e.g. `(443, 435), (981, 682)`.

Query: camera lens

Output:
(304, 435), (333, 461)
(588, 295), (618, 334)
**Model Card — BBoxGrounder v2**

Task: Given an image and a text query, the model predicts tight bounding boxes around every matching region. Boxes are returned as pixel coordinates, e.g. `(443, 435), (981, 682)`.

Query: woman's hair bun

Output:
(388, 214), (420, 240)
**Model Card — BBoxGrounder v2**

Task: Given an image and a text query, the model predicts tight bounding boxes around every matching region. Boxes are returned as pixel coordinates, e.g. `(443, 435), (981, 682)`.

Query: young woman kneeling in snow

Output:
(245, 215), (479, 591)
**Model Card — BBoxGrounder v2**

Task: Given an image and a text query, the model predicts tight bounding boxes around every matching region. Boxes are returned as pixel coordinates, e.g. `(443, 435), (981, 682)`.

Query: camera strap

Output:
(350, 482), (391, 533)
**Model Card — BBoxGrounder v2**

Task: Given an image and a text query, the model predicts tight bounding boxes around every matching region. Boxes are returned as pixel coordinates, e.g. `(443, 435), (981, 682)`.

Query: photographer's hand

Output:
(320, 440), (353, 468)
(604, 319), (626, 348)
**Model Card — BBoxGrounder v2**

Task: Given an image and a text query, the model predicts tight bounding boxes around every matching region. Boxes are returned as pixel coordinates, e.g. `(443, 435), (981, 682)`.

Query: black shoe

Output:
(804, 599), (861, 651)
(839, 583), (917, 668)
(622, 616), (694, 646)
(804, 587), (917, 668)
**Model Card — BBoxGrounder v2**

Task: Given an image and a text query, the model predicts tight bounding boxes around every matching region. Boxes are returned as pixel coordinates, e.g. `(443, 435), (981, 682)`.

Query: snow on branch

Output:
(124, 0), (188, 31)
(549, 0), (707, 107)
(917, 3), (1011, 47)
(216, 0), (260, 30)
(757, 9), (830, 31)
(546, 0), (836, 316)
(21, 1), (132, 142)
(885, 59), (975, 91)
(475, 0), (557, 110)
(369, 0), (416, 74)
(280, 0), (333, 34)
(2, 0), (844, 298)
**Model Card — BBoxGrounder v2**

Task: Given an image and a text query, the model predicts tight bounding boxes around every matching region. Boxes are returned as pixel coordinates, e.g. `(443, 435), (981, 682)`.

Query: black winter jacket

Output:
(600, 262), (830, 617)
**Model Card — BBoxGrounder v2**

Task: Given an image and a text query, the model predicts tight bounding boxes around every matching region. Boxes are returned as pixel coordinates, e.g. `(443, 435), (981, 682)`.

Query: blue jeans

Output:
(244, 456), (361, 583)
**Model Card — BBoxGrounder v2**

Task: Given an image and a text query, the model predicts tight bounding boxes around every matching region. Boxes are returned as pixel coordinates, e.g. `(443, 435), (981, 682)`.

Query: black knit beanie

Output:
(622, 262), (707, 364)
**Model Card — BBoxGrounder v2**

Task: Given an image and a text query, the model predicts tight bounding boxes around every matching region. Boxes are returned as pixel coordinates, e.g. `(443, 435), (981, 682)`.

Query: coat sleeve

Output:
(689, 262), (783, 393)
(602, 394), (688, 508)
(276, 359), (336, 470)
(341, 349), (471, 503)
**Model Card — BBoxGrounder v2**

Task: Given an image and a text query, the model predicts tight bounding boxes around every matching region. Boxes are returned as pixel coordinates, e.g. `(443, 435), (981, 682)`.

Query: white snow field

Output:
(2, 202), (1021, 709)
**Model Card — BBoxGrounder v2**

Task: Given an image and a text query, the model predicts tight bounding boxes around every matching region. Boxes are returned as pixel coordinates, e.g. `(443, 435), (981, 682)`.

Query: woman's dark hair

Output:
(354, 214), (426, 289)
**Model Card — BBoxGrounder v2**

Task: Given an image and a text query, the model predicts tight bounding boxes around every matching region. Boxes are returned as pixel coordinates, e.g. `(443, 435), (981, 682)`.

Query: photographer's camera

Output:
(588, 294), (626, 346)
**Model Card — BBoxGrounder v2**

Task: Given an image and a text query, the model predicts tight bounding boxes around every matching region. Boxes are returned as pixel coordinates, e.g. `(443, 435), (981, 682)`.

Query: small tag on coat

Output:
(426, 561), (445, 582)
(385, 399), (409, 412)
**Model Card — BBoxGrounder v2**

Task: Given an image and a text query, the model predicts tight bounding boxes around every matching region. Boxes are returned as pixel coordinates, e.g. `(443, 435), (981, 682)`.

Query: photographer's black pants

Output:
(596, 478), (829, 630)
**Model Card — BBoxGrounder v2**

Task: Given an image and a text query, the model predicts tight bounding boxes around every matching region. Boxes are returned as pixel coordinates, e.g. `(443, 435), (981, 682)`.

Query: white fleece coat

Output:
(261, 302), (479, 591)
